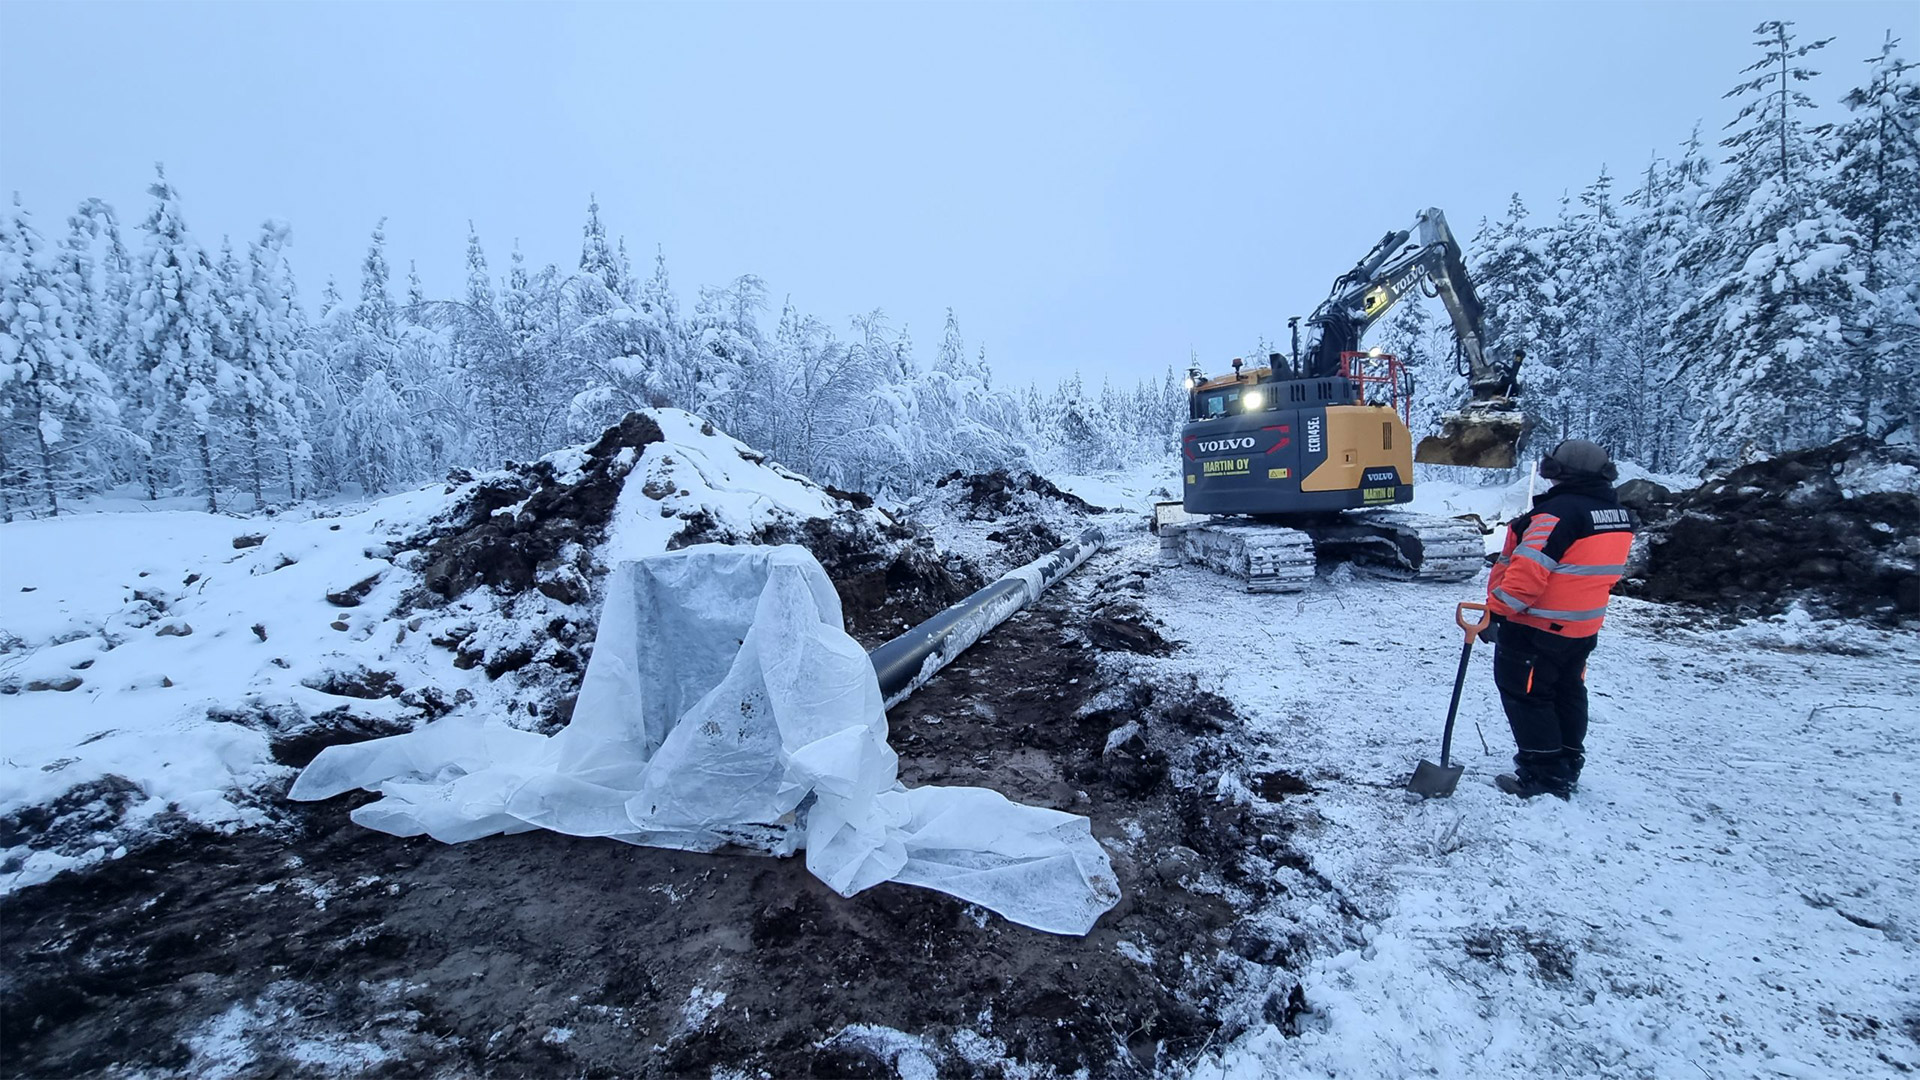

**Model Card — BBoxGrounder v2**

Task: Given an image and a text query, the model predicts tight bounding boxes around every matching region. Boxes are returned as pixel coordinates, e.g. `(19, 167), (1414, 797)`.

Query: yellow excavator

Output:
(1154, 208), (1526, 591)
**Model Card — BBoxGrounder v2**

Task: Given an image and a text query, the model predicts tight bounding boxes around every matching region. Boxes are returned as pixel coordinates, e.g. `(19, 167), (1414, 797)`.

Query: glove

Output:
(1480, 616), (1503, 645)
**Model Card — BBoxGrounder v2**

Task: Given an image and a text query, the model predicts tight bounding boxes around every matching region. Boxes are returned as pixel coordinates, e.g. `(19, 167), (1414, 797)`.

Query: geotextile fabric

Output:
(291, 544), (1120, 935)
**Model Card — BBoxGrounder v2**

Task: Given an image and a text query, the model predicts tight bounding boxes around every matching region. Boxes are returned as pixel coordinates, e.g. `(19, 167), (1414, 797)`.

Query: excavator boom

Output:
(1297, 209), (1527, 467)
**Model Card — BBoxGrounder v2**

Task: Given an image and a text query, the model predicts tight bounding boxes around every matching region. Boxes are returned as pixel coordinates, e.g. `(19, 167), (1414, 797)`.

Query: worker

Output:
(1483, 439), (1635, 799)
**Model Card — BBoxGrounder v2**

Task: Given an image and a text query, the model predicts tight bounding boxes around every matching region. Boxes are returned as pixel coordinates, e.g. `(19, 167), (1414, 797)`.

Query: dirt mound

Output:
(671, 509), (986, 648)
(933, 468), (1105, 520)
(1624, 436), (1919, 624)
(0, 553), (1323, 1080)
(408, 411), (665, 603)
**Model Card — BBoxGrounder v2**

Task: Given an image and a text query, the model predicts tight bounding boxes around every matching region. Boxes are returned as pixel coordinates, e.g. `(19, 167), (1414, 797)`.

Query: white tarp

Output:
(290, 544), (1120, 935)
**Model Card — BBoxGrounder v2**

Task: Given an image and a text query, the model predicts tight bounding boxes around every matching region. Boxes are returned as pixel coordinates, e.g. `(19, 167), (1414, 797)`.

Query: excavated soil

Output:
(1624, 436), (1919, 625)
(932, 469), (1106, 521)
(0, 544), (1316, 1080)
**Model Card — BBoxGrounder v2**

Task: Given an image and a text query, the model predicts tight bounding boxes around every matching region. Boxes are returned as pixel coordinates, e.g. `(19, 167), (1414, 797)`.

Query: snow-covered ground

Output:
(4, 440), (1915, 1076)
(0, 410), (848, 891)
(1119, 535), (1919, 1078)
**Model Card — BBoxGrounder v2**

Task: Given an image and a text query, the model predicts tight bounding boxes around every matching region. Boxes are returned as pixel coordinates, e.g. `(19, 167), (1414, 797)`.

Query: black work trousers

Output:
(1492, 620), (1599, 792)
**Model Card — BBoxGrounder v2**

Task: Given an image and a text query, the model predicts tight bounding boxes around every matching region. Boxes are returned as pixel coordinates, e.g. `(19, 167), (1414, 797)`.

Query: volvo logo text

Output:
(1197, 437), (1256, 454)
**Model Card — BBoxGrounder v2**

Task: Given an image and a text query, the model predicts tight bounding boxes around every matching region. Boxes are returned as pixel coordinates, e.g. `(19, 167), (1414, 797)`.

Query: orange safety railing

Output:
(1339, 351), (1412, 428)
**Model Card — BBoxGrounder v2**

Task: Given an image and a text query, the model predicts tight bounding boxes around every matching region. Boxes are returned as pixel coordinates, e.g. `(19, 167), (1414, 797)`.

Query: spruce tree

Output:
(0, 197), (117, 515)
(1822, 32), (1920, 436)
(1473, 194), (1558, 442)
(231, 222), (308, 505)
(356, 218), (395, 341)
(131, 166), (230, 509)
(1672, 20), (1854, 456)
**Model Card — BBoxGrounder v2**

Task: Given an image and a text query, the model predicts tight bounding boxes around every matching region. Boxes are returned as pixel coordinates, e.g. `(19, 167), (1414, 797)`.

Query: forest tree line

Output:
(1, 20), (1913, 517)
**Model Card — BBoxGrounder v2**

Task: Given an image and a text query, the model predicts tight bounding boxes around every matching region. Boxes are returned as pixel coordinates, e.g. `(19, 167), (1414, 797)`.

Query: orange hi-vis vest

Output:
(1487, 481), (1636, 638)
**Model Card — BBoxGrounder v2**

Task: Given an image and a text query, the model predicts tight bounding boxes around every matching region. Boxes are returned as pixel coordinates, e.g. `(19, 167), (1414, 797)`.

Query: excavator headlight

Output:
(1368, 346), (1384, 358)
(1243, 390), (1264, 411)
(1184, 377), (1195, 390)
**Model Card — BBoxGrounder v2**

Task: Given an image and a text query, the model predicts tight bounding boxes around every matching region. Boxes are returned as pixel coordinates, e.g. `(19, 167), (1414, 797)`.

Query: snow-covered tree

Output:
(344, 367), (415, 493)
(228, 221), (310, 504)
(1671, 20), (1855, 457)
(1822, 31), (1920, 437)
(130, 166), (232, 509)
(0, 198), (119, 516)
(1472, 194), (1559, 440)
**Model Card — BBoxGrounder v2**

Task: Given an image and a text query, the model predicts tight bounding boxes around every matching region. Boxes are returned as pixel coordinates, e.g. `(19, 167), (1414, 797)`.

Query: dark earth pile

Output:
(1622, 436), (1919, 624)
(1, 553), (1324, 1079)
(678, 511), (984, 649)
(934, 468), (1106, 520)
(0, 423), (1334, 1078)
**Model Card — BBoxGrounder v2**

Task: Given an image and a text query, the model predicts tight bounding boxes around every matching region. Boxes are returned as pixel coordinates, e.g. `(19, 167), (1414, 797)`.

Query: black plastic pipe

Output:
(869, 526), (1106, 708)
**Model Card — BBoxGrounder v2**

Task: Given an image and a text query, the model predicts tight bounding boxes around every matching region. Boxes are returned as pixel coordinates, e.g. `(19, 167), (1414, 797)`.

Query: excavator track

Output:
(1297, 510), (1486, 584)
(1159, 518), (1317, 593)
(1156, 507), (1485, 591)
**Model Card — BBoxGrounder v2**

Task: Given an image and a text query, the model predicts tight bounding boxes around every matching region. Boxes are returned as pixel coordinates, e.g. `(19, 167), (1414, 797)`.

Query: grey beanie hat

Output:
(1539, 439), (1617, 481)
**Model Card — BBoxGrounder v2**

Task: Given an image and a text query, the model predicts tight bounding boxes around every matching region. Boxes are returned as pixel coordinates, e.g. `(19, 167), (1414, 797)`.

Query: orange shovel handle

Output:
(1456, 601), (1492, 642)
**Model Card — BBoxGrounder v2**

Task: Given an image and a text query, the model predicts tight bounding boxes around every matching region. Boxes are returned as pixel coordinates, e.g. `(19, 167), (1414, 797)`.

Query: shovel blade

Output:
(1407, 758), (1465, 798)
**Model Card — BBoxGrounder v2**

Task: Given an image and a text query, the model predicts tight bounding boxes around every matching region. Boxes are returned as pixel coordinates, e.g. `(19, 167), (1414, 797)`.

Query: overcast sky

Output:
(2, 1), (1911, 388)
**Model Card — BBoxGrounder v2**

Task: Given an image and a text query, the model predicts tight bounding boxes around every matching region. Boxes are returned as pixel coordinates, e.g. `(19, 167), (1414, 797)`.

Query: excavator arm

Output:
(1299, 208), (1527, 467)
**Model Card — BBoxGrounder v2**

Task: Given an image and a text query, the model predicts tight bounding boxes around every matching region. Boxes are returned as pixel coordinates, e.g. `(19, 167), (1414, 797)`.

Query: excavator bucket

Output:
(1415, 407), (1527, 469)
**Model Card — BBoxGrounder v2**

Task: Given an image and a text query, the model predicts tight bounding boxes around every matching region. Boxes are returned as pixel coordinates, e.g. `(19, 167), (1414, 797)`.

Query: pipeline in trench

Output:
(869, 526), (1107, 707)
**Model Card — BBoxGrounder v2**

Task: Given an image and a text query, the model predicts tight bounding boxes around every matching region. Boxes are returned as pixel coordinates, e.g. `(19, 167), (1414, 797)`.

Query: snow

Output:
(0, 495), (448, 889)
(183, 985), (397, 1079)
(822, 1024), (941, 1080)
(600, 409), (839, 562)
(6, 441), (1916, 1071)
(0, 409), (853, 893)
(1110, 529), (1920, 1078)
(1837, 455), (1918, 498)
(1045, 460), (1181, 514)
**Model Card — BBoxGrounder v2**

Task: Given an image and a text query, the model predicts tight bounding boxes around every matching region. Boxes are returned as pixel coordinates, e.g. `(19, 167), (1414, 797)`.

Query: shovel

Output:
(1407, 601), (1492, 799)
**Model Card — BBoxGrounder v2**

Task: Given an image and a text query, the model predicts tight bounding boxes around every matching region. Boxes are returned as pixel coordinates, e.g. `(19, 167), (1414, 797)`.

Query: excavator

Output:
(1154, 208), (1527, 591)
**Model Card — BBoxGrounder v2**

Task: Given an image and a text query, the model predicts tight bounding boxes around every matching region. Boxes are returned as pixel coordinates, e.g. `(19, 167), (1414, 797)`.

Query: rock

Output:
(232, 534), (266, 549)
(252, 623), (267, 641)
(825, 485), (875, 510)
(1155, 845), (1202, 885)
(265, 707), (413, 768)
(330, 620), (350, 632)
(325, 572), (384, 608)
(303, 668), (403, 700)
(1087, 613), (1174, 656)
(154, 623), (193, 637)
(483, 645), (536, 680)
(1616, 478), (1675, 523)
(26, 676), (83, 693)
(534, 567), (587, 606)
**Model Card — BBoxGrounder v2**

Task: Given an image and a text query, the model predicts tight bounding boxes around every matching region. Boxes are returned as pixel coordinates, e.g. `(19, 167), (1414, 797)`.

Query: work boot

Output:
(1509, 750), (1576, 798)
(1561, 750), (1586, 790)
(1495, 772), (1572, 801)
